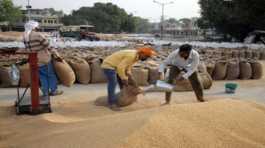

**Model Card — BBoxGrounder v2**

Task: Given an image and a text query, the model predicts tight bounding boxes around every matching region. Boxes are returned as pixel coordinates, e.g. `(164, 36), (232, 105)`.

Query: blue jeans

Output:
(39, 61), (58, 96)
(103, 69), (122, 105)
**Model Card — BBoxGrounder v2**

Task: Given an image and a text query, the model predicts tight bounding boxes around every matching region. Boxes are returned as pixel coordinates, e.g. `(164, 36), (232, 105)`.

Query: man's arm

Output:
(158, 50), (178, 73)
(117, 56), (135, 81)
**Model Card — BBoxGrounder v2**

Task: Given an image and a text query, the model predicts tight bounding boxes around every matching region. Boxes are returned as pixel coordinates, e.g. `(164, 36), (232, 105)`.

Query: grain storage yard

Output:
(1, 32), (265, 148)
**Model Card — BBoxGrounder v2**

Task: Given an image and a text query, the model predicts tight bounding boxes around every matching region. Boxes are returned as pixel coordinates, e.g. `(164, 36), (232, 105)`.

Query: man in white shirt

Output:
(159, 44), (204, 104)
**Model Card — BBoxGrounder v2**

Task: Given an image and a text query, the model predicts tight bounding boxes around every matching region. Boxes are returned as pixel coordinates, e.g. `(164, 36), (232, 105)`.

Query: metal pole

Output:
(27, 0), (31, 21)
(153, 0), (174, 40)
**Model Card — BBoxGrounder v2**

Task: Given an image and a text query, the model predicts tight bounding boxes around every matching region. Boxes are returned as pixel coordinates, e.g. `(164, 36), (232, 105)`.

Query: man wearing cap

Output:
(23, 20), (63, 97)
(102, 47), (156, 110)
(159, 44), (204, 104)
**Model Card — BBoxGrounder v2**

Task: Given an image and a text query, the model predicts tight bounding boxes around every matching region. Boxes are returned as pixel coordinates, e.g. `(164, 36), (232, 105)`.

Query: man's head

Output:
(179, 44), (192, 60)
(137, 46), (157, 61)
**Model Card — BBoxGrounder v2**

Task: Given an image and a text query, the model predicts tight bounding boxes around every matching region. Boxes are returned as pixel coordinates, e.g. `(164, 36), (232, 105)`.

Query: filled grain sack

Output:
(252, 50), (260, 60)
(250, 61), (263, 79)
(68, 58), (91, 84)
(212, 61), (227, 80)
(260, 51), (265, 60)
(199, 72), (212, 90)
(147, 67), (160, 84)
(19, 64), (31, 87)
(117, 85), (141, 107)
(132, 67), (149, 86)
(239, 61), (252, 80)
(174, 79), (193, 91)
(53, 59), (76, 87)
(239, 50), (245, 59)
(245, 50), (253, 59)
(198, 62), (207, 73)
(0, 66), (19, 87)
(226, 61), (240, 80)
(232, 50), (239, 58)
(89, 59), (107, 83)
(206, 64), (215, 76)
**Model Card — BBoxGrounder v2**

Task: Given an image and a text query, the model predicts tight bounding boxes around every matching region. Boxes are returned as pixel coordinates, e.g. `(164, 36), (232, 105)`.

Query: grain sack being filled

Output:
(250, 61), (263, 79)
(132, 67), (149, 86)
(89, 59), (107, 83)
(117, 85), (142, 107)
(239, 61), (252, 80)
(68, 58), (91, 84)
(18, 64), (31, 87)
(147, 66), (160, 84)
(53, 59), (76, 87)
(174, 79), (193, 91)
(226, 61), (240, 80)
(212, 61), (227, 80)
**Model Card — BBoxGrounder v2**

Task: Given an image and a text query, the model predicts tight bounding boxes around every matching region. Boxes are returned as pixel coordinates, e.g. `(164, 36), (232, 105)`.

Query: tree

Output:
(198, 0), (265, 41)
(62, 2), (151, 33)
(0, 0), (22, 25)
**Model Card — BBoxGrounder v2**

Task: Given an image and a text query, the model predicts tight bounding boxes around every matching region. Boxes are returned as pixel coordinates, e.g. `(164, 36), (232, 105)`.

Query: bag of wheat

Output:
(239, 61), (252, 80)
(174, 79), (193, 91)
(147, 66), (160, 84)
(198, 62), (207, 73)
(226, 61), (240, 80)
(252, 50), (260, 60)
(232, 50), (239, 58)
(0, 66), (16, 87)
(239, 50), (246, 59)
(260, 50), (265, 60)
(132, 67), (149, 86)
(199, 72), (212, 90)
(18, 64), (31, 87)
(245, 50), (253, 59)
(206, 64), (215, 76)
(212, 61), (227, 80)
(250, 61), (263, 79)
(68, 58), (91, 84)
(117, 85), (141, 107)
(53, 59), (76, 87)
(89, 59), (107, 83)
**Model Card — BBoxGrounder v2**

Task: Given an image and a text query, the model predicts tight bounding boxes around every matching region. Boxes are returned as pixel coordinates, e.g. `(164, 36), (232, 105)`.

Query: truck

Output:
(60, 25), (100, 41)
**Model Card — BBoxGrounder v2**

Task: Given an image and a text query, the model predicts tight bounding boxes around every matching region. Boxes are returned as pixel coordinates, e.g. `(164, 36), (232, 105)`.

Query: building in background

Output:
(13, 8), (63, 32)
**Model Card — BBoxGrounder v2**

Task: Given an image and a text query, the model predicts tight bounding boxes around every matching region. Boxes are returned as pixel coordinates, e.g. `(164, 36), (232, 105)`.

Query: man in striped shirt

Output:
(159, 44), (204, 104)
(23, 21), (63, 97)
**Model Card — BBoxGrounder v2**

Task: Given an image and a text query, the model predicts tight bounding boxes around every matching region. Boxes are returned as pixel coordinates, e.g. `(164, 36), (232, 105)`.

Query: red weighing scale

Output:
(0, 47), (52, 115)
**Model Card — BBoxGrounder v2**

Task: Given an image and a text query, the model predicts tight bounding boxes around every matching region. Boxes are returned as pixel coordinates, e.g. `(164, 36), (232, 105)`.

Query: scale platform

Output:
(15, 96), (52, 115)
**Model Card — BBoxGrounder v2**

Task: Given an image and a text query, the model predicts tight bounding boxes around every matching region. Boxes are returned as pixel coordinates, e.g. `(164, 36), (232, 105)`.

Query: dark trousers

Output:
(165, 66), (204, 102)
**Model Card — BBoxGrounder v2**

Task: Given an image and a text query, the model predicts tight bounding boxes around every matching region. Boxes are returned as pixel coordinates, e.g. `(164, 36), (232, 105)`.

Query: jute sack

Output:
(245, 50), (253, 59)
(212, 61), (227, 80)
(53, 59), (76, 87)
(226, 61), (240, 80)
(19, 64), (31, 87)
(199, 72), (213, 90)
(68, 58), (91, 84)
(206, 64), (215, 76)
(232, 50), (239, 58)
(260, 51), (265, 60)
(174, 79), (193, 91)
(252, 50), (260, 60)
(117, 85), (141, 107)
(0, 66), (14, 87)
(132, 67), (149, 86)
(89, 59), (107, 83)
(250, 61), (263, 79)
(147, 66), (160, 84)
(198, 62), (207, 73)
(239, 50), (246, 59)
(239, 61), (252, 80)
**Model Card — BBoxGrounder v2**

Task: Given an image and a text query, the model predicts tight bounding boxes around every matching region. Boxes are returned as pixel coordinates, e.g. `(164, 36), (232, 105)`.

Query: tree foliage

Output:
(0, 0), (22, 25)
(62, 3), (132, 33)
(198, 0), (265, 41)
(62, 2), (151, 33)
